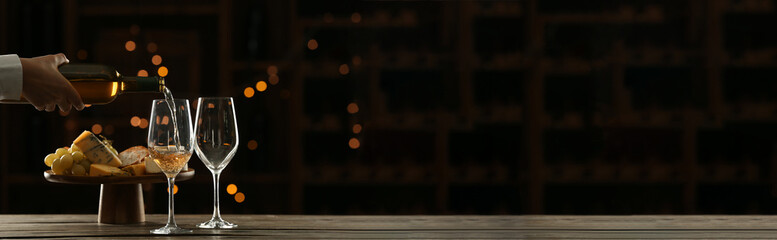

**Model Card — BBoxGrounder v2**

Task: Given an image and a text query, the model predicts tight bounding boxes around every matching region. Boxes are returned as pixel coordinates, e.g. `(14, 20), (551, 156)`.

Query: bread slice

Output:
(118, 146), (148, 167)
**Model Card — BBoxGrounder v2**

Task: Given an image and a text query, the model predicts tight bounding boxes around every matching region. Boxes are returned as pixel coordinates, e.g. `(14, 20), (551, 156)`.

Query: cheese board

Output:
(43, 169), (195, 224)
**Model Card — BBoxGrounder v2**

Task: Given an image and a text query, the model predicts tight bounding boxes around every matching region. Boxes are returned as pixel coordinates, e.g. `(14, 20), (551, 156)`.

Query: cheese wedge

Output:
(144, 156), (162, 173)
(121, 163), (146, 176)
(73, 131), (122, 167)
(89, 164), (129, 176)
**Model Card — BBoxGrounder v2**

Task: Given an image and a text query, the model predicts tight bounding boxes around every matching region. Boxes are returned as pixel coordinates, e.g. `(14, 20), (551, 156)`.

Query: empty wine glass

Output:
(194, 97), (238, 228)
(148, 98), (194, 234)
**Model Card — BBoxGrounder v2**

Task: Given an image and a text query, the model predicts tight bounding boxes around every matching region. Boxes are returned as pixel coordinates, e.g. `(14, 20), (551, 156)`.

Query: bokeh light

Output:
(247, 140), (258, 150)
(307, 39), (318, 50)
(130, 116), (141, 127)
(147, 42), (158, 53)
(152, 55), (162, 65)
(125, 41), (136, 52)
(339, 64), (350, 75)
(347, 102), (359, 114)
(267, 65), (278, 75)
(157, 66), (168, 77)
(139, 118), (149, 129)
(349, 138), (360, 149)
(256, 81), (268, 92)
(351, 12), (362, 23)
(227, 184), (238, 195)
(167, 184), (178, 194)
(235, 192), (245, 203)
(91, 124), (103, 135)
(244, 87), (255, 98)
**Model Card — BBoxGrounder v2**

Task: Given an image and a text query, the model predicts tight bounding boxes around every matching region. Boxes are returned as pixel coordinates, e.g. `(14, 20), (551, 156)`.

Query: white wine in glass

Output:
(194, 97), (238, 228)
(148, 98), (194, 234)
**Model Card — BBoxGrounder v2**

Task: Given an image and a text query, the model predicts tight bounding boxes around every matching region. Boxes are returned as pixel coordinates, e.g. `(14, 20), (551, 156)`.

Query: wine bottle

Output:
(0, 64), (164, 105)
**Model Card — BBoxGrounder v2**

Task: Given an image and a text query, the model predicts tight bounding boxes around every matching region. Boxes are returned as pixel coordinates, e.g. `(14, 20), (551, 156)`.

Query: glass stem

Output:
(212, 171), (222, 220)
(167, 177), (177, 227)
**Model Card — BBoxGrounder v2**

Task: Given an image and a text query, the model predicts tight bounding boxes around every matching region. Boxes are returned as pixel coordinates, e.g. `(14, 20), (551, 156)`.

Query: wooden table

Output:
(3, 214), (777, 239)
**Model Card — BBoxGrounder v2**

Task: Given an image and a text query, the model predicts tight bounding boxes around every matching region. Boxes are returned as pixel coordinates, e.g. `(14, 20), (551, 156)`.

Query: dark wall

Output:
(2, 0), (777, 215)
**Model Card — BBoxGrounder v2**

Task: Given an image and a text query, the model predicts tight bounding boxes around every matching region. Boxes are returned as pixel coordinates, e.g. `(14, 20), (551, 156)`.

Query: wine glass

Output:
(194, 97), (238, 228)
(148, 99), (194, 234)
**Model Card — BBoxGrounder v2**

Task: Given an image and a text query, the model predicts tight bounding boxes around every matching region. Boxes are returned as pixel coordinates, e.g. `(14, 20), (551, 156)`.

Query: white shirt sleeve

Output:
(0, 54), (23, 100)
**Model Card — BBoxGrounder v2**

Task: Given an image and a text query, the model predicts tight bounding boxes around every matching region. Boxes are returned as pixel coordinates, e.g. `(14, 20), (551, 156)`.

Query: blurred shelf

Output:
(542, 8), (664, 24)
(544, 163), (681, 184)
(299, 17), (418, 28)
(303, 164), (436, 185)
(79, 4), (219, 16)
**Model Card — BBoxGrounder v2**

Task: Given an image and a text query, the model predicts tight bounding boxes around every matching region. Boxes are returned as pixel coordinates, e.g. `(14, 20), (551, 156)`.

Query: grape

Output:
(54, 148), (68, 157)
(69, 143), (81, 153)
(59, 154), (74, 170)
(79, 161), (91, 173)
(44, 153), (58, 167)
(71, 151), (85, 163)
(71, 164), (86, 176)
(51, 158), (66, 175)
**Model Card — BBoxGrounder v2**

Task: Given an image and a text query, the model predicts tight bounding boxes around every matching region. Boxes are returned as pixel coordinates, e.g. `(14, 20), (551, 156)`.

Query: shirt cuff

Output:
(0, 54), (23, 100)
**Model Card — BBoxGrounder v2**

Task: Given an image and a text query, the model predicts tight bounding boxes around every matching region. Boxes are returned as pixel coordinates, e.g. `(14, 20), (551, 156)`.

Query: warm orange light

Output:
(247, 140), (258, 150)
(167, 184), (178, 194)
(104, 125), (115, 135)
(91, 124), (103, 135)
(307, 39), (318, 50)
(256, 81), (268, 92)
(130, 116), (141, 127)
(77, 49), (88, 60)
(157, 66), (168, 77)
(161, 116), (170, 125)
(235, 192), (245, 203)
(59, 110), (69, 117)
(147, 42), (158, 53)
(339, 64), (350, 75)
(269, 75), (279, 85)
(353, 124), (362, 134)
(129, 24), (140, 35)
(226, 184), (238, 195)
(352, 56), (362, 66)
(139, 118), (149, 129)
(351, 13), (362, 23)
(323, 13), (334, 23)
(110, 82), (119, 97)
(125, 41), (136, 52)
(65, 119), (77, 131)
(137, 70), (148, 77)
(151, 55), (162, 65)
(347, 102), (359, 114)
(207, 103), (215, 109)
(348, 138), (360, 149)
(267, 65), (278, 75)
(84, 104), (92, 108)
(244, 87), (255, 98)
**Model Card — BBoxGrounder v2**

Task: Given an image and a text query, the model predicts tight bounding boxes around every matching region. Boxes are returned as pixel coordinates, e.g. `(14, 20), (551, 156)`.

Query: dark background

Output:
(2, 0), (777, 215)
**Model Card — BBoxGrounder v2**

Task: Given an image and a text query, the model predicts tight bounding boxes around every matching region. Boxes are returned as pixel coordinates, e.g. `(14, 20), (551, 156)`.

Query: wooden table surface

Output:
(4, 214), (777, 239)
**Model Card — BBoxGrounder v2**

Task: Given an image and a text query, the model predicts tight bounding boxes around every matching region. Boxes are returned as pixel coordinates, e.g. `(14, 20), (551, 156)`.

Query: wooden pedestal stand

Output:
(44, 169), (194, 224)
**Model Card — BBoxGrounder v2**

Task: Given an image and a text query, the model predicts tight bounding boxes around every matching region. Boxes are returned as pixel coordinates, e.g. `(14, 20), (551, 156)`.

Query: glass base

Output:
(150, 225), (193, 234)
(197, 218), (237, 229)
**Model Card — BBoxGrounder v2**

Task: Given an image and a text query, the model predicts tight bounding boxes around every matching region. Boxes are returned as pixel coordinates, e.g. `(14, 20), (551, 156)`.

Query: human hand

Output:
(20, 53), (84, 112)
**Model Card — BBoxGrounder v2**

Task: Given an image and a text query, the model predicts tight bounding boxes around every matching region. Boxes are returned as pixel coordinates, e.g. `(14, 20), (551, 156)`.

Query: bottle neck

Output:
(122, 76), (165, 93)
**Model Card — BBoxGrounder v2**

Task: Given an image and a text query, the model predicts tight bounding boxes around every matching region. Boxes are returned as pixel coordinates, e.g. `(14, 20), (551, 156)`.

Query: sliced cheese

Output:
(89, 164), (129, 176)
(73, 131), (122, 167)
(121, 163), (146, 176)
(144, 156), (162, 173)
